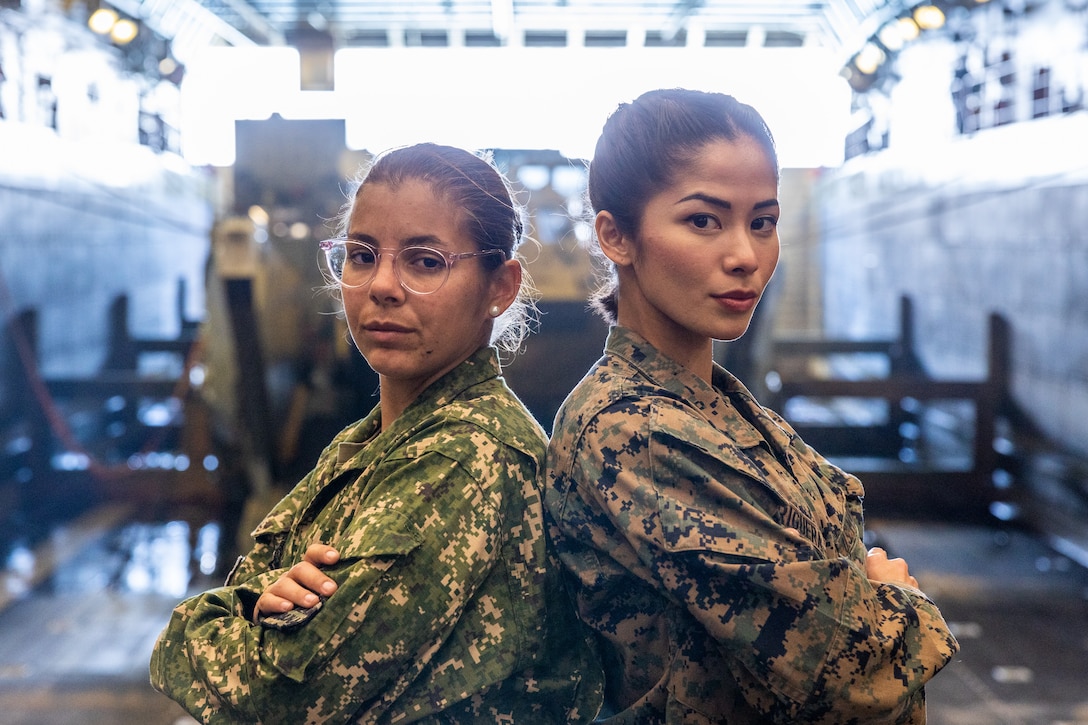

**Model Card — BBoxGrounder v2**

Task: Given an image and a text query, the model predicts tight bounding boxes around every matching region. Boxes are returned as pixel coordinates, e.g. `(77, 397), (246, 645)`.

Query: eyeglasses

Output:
(319, 239), (504, 295)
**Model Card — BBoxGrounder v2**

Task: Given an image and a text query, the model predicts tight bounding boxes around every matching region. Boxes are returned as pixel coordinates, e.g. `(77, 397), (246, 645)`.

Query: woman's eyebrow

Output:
(677, 192), (730, 209)
(345, 233), (446, 247)
(677, 193), (780, 211)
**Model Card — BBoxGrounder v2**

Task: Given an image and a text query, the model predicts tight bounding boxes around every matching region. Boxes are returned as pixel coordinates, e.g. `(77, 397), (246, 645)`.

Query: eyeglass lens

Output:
(327, 242), (452, 294)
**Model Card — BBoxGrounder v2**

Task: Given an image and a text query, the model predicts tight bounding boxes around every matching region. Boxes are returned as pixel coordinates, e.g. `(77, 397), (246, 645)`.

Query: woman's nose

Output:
(368, 253), (403, 300)
(724, 234), (759, 274)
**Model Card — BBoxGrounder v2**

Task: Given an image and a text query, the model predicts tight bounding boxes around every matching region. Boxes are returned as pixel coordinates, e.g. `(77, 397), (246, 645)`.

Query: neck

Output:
(377, 381), (420, 431)
(616, 314), (714, 383)
(659, 336), (714, 382)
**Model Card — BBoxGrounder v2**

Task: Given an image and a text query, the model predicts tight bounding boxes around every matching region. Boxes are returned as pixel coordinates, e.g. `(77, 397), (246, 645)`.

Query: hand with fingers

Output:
(256, 544), (340, 624)
(865, 546), (920, 590)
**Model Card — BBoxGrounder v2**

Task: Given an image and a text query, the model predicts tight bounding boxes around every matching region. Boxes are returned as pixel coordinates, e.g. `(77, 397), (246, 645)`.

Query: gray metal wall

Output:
(0, 127), (212, 379)
(815, 116), (1088, 458)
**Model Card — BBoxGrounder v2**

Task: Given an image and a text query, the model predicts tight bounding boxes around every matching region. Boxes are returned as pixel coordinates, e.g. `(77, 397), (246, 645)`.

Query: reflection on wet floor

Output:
(2, 506), (218, 606)
(0, 505), (217, 725)
(1, 505), (1087, 724)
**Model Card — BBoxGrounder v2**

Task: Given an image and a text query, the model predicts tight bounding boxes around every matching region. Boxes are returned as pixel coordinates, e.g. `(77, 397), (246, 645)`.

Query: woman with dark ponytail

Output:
(546, 90), (957, 724)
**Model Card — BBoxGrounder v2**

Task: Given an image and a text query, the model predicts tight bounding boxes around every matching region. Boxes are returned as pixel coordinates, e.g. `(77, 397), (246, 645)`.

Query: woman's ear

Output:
(487, 258), (522, 316)
(595, 211), (634, 267)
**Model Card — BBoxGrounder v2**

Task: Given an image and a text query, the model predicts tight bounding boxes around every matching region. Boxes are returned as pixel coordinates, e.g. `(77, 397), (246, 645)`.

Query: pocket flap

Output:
(336, 506), (423, 560)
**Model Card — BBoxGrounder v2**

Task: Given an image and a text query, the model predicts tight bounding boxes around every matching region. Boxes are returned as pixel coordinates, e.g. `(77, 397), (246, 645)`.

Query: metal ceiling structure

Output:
(111, 0), (900, 64)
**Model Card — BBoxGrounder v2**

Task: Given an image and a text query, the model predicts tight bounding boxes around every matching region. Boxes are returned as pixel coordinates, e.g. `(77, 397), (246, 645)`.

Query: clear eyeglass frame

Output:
(319, 239), (504, 295)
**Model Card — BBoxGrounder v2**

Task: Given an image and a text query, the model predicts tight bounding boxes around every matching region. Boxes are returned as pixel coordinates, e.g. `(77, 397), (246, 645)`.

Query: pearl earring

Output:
(489, 305), (502, 318)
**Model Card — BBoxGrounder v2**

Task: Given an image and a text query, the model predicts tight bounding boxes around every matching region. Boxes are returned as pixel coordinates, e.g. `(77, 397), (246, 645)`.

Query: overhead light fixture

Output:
(88, 7), (119, 35)
(88, 5), (139, 45)
(912, 5), (946, 30)
(111, 18), (139, 45)
(897, 16), (921, 42)
(855, 42), (887, 75)
(877, 22), (906, 51)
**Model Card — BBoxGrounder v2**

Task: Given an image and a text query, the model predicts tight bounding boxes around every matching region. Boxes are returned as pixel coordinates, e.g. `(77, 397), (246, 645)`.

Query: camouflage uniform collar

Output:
(606, 326), (764, 448)
(335, 346), (500, 466)
(606, 325), (750, 398)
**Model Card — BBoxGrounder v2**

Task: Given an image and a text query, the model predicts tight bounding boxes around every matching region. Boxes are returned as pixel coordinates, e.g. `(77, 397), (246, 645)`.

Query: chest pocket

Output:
(647, 433), (815, 558)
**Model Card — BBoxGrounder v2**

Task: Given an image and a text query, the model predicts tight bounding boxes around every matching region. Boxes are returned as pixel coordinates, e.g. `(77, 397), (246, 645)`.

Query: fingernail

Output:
(304, 593), (318, 606)
(321, 581), (336, 594)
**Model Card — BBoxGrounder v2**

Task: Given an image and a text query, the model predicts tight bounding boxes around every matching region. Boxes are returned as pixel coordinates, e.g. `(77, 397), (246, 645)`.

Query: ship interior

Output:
(2, 1), (1088, 723)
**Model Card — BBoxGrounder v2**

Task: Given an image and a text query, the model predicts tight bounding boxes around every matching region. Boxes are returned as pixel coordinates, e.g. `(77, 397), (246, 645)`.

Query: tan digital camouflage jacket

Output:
(545, 327), (958, 724)
(151, 347), (603, 723)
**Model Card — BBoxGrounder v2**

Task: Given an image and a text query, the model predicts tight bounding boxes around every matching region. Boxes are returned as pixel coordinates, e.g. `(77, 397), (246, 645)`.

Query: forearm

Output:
(692, 556), (954, 723)
(568, 429), (955, 722)
(150, 560), (411, 723)
(150, 586), (264, 724)
(152, 515), (505, 724)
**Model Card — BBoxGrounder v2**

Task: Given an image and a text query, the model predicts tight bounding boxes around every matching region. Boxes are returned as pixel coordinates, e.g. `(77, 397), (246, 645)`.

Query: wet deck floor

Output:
(1, 503), (1086, 724)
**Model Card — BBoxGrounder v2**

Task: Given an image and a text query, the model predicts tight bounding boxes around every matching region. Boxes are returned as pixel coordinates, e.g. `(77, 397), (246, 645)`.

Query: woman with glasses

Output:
(545, 89), (958, 723)
(151, 143), (602, 723)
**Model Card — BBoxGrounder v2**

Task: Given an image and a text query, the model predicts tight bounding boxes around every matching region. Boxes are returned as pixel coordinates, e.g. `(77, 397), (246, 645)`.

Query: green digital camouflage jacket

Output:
(151, 347), (603, 724)
(545, 327), (959, 724)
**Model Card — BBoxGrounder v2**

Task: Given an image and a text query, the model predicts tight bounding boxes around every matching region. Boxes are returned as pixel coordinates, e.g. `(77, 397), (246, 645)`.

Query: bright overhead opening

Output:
(180, 45), (851, 168)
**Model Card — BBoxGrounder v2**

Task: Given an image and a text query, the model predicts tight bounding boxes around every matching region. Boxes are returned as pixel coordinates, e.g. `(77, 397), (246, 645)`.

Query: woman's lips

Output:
(714, 290), (758, 313)
(362, 321), (413, 342)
